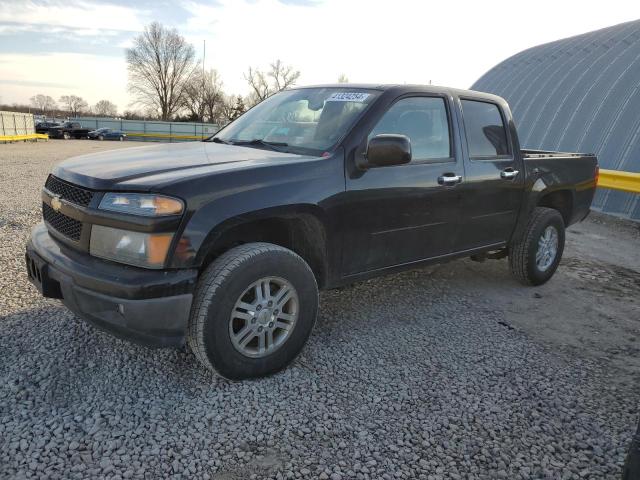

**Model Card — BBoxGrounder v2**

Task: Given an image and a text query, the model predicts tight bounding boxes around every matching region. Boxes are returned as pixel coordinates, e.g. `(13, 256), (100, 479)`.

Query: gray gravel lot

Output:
(1, 140), (638, 479)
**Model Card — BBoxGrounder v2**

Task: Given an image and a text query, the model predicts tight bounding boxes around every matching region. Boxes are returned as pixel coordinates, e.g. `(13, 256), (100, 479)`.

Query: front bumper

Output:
(26, 223), (198, 347)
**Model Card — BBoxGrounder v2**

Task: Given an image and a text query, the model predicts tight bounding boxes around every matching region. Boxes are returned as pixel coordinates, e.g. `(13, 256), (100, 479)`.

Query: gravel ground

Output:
(1, 140), (638, 480)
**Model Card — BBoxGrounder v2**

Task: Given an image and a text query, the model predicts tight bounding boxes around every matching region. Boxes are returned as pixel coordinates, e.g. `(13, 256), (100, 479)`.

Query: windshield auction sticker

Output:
(327, 92), (370, 102)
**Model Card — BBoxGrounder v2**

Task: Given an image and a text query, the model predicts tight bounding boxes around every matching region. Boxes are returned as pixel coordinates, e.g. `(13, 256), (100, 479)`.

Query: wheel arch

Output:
(536, 188), (574, 226)
(193, 206), (330, 288)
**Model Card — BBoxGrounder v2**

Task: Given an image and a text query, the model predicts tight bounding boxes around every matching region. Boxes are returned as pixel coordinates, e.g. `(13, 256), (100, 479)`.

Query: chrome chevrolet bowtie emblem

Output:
(50, 195), (62, 212)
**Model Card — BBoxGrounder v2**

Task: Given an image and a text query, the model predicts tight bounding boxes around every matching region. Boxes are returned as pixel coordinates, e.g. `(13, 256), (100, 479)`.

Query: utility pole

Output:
(202, 39), (206, 128)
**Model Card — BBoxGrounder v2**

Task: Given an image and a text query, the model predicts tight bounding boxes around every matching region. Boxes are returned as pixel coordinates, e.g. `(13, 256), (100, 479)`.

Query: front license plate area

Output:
(25, 253), (62, 298)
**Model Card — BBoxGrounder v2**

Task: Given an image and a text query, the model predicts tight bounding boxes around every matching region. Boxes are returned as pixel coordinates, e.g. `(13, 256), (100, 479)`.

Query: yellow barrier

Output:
(1, 133), (49, 142)
(125, 132), (206, 140)
(598, 169), (640, 194)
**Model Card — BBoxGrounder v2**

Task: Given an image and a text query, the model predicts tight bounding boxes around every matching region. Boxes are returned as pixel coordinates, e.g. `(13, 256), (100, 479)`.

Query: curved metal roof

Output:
(472, 20), (640, 221)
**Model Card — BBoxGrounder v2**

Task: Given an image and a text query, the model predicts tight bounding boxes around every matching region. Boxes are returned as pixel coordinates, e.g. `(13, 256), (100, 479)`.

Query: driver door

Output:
(341, 95), (464, 276)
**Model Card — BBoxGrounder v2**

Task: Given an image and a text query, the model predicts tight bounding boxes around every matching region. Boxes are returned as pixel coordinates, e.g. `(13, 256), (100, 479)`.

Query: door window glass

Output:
(369, 97), (451, 161)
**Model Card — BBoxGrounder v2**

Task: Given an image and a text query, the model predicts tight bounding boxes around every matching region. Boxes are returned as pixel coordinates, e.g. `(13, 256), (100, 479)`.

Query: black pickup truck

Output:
(26, 85), (598, 379)
(35, 121), (61, 135)
(47, 121), (91, 140)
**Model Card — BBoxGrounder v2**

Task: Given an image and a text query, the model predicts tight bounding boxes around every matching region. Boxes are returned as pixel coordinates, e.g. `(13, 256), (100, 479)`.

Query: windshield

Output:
(212, 87), (380, 155)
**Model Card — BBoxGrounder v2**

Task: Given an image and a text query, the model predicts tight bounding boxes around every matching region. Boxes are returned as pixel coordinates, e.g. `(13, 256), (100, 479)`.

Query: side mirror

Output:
(364, 134), (411, 168)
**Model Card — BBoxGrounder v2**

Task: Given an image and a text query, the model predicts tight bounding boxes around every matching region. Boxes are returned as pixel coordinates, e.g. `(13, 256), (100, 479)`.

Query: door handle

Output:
(500, 168), (519, 179)
(438, 174), (462, 186)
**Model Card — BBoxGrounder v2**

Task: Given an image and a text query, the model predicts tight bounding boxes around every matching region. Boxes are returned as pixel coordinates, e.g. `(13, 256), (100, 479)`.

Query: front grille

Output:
(44, 175), (94, 207)
(43, 203), (82, 241)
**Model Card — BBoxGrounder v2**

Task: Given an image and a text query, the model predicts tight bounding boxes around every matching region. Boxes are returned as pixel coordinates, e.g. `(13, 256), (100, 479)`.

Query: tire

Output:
(98, 135), (104, 141)
(623, 419), (640, 480)
(63, 132), (70, 140)
(119, 136), (124, 141)
(509, 207), (565, 286)
(187, 242), (318, 379)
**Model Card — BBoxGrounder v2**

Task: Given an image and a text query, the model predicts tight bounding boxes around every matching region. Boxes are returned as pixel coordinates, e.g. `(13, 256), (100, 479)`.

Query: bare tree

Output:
(182, 74), (205, 121)
(214, 94), (236, 125)
(94, 100), (118, 117)
(245, 67), (269, 106)
(202, 70), (225, 123)
(121, 110), (142, 120)
(30, 94), (57, 115)
(245, 59), (300, 106)
(269, 59), (300, 92)
(212, 94), (246, 125)
(337, 73), (349, 83)
(228, 95), (246, 122)
(183, 69), (224, 122)
(126, 22), (197, 121)
(59, 95), (88, 117)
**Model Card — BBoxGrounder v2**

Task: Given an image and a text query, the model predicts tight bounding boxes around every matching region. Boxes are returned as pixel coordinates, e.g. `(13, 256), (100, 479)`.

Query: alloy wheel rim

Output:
(229, 276), (299, 358)
(536, 225), (559, 272)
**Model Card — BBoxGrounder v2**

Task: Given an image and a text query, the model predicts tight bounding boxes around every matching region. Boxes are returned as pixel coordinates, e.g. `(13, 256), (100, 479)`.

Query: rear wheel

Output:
(98, 135), (104, 141)
(63, 132), (70, 140)
(509, 207), (565, 286)
(187, 242), (318, 379)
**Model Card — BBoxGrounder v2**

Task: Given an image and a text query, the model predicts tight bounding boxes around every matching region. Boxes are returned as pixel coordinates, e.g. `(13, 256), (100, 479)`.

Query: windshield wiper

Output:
(210, 137), (231, 144)
(230, 138), (289, 152)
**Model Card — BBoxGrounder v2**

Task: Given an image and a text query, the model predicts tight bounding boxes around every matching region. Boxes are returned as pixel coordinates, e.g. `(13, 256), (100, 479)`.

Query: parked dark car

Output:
(26, 84), (598, 379)
(88, 128), (127, 141)
(35, 122), (61, 135)
(48, 122), (91, 140)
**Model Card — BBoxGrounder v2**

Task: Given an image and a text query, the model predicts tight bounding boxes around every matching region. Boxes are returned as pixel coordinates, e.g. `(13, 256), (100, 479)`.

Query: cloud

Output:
(0, 52), (128, 107)
(0, 0), (144, 32)
(2, 0), (640, 108)
(178, 0), (640, 96)
(0, 78), (74, 89)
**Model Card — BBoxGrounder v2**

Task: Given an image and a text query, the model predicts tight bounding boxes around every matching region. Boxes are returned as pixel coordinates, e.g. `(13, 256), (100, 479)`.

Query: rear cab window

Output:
(460, 99), (510, 159)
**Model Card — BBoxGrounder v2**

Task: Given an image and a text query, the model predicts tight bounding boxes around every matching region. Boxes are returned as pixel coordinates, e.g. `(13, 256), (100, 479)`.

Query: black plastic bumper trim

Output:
(26, 223), (197, 347)
(28, 223), (197, 300)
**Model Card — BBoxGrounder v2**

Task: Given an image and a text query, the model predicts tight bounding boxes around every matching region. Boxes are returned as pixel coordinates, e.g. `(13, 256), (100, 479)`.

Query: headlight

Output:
(90, 225), (173, 269)
(99, 193), (183, 216)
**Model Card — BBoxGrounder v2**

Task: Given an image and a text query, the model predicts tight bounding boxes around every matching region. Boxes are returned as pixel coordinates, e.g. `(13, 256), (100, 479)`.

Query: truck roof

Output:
(292, 83), (506, 104)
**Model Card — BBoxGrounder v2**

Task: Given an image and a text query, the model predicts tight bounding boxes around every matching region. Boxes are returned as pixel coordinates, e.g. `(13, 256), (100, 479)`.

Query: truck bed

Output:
(520, 149), (598, 227)
(521, 148), (596, 159)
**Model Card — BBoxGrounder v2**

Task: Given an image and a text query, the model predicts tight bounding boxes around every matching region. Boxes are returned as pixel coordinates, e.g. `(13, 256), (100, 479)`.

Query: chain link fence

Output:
(72, 117), (220, 143)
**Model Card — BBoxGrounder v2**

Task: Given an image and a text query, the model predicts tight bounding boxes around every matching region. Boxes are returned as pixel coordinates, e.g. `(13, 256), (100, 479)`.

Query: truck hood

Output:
(53, 142), (315, 191)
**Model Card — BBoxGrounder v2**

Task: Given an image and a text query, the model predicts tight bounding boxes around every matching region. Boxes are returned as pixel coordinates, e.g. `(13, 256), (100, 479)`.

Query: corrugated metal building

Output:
(471, 20), (640, 221)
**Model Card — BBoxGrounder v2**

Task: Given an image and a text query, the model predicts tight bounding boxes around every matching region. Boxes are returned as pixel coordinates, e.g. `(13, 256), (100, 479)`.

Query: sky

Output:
(1, 0), (639, 113)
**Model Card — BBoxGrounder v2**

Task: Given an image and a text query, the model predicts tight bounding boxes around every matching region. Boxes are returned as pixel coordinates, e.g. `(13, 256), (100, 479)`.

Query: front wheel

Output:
(187, 243), (318, 379)
(509, 207), (565, 286)
(63, 132), (70, 140)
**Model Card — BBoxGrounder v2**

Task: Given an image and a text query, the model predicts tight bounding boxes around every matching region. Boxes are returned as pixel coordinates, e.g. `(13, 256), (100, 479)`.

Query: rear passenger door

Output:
(455, 98), (524, 251)
(342, 95), (463, 275)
